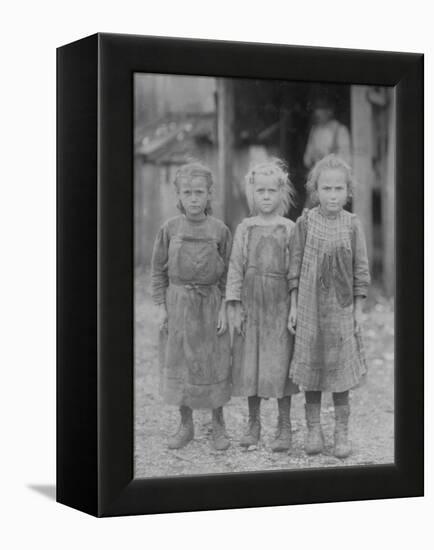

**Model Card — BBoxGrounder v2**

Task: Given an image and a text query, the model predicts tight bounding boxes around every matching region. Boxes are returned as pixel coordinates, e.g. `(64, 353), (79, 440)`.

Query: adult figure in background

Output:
(303, 98), (351, 171)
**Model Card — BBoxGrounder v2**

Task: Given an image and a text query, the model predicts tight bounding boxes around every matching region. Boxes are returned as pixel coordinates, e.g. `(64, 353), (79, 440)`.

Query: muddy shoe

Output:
(212, 408), (230, 451)
(333, 404), (351, 459)
(270, 397), (292, 452)
(270, 422), (292, 452)
(240, 419), (261, 447)
(240, 396), (261, 447)
(305, 403), (324, 455)
(168, 406), (194, 450)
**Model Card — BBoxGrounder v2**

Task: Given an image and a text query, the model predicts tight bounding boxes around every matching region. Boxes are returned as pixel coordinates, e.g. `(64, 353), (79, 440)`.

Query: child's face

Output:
(253, 174), (281, 216)
(177, 176), (210, 218)
(317, 168), (348, 214)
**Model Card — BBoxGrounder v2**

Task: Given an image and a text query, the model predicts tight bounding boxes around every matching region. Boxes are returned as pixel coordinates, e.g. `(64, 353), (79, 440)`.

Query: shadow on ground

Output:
(27, 485), (56, 501)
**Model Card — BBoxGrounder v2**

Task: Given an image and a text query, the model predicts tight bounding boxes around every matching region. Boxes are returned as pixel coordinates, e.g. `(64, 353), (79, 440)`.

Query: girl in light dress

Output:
(226, 160), (299, 452)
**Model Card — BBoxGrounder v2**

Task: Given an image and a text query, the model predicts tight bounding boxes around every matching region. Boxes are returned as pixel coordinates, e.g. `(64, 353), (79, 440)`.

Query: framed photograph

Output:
(57, 33), (423, 517)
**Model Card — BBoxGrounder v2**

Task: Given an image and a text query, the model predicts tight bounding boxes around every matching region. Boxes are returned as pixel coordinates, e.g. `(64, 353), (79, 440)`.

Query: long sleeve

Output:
(225, 222), (245, 302)
(303, 128), (315, 169)
(288, 215), (307, 292)
(336, 124), (352, 167)
(352, 216), (371, 297)
(151, 224), (170, 305)
(217, 225), (232, 297)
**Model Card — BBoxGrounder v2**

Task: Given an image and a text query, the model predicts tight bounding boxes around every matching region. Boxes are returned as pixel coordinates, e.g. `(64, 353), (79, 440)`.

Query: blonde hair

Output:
(245, 158), (296, 216)
(306, 154), (356, 205)
(173, 161), (214, 215)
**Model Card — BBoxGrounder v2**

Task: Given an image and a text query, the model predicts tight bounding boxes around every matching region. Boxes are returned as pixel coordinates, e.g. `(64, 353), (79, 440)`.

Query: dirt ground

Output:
(134, 268), (394, 478)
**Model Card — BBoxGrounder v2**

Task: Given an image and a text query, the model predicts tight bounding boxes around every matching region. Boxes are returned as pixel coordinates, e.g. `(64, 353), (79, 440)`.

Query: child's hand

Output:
(227, 301), (244, 339)
(217, 303), (228, 336)
(354, 296), (365, 332)
(354, 308), (364, 331)
(157, 303), (168, 333)
(288, 306), (297, 335)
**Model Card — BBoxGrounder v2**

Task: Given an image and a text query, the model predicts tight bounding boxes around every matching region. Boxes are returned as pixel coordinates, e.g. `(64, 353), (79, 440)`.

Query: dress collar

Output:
(184, 214), (208, 224)
(317, 206), (342, 220)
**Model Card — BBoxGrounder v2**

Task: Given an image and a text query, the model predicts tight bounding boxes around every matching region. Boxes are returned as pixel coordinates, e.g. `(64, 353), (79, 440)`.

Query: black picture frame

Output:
(57, 32), (424, 517)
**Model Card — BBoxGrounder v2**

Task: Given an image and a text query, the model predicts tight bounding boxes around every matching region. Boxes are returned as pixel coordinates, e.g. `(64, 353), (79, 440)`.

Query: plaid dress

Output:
(288, 207), (370, 392)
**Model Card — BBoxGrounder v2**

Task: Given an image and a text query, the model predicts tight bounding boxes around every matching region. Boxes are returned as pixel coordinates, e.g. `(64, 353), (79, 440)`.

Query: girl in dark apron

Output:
(151, 162), (232, 451)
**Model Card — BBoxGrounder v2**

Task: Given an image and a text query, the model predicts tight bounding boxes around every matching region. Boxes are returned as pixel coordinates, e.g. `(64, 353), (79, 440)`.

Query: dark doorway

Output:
(232, 79), (351, 219)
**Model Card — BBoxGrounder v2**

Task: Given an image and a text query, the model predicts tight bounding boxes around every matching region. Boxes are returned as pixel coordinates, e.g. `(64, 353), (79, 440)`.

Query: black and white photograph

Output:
(133, 73), (395, 478)
(1, 0), (430, 542)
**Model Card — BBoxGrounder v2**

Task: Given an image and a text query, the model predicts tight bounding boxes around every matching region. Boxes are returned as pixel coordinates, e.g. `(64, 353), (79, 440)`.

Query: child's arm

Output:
(287, 216), (306, 334)
(151, 224), (170, 331)
(216, 225), (233, 336)
(225, 223), (244, 302)
(288, 289), (298, 335)
(217, 225), (233, 298)
(352, 217), (371, 329)
(226, 223), (246, 338)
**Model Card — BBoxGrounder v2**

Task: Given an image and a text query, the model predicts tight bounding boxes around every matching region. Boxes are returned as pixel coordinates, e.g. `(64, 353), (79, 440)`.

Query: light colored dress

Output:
(288, 206), (370, 392)
(303, 120), (351, 169)
(226, 216), (299, 398)
(151, 215), (232, 409)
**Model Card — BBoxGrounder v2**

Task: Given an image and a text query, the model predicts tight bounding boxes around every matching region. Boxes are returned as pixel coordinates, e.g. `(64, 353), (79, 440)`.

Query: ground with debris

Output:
(134, 268), (394, 478)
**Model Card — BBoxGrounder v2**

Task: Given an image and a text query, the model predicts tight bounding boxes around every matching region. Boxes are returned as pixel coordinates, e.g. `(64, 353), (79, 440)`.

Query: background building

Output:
(134, 75), (395, 295)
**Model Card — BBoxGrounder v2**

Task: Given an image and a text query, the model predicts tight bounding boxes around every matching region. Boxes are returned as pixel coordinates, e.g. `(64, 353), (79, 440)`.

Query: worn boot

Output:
(305, 403), (324, 455)
(211, 407), (230, 451)
(168, 406), (194, 450)
(240, 396), (261, 447)
(333, 404), (351, 458)
(270, 397), (292, 452)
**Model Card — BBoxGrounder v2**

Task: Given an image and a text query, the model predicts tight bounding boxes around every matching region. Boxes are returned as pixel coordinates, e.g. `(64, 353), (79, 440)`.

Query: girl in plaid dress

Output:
(226, 160), (299, 452)
(288, 154), (370, 458)
(151, 162), (232, 451)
